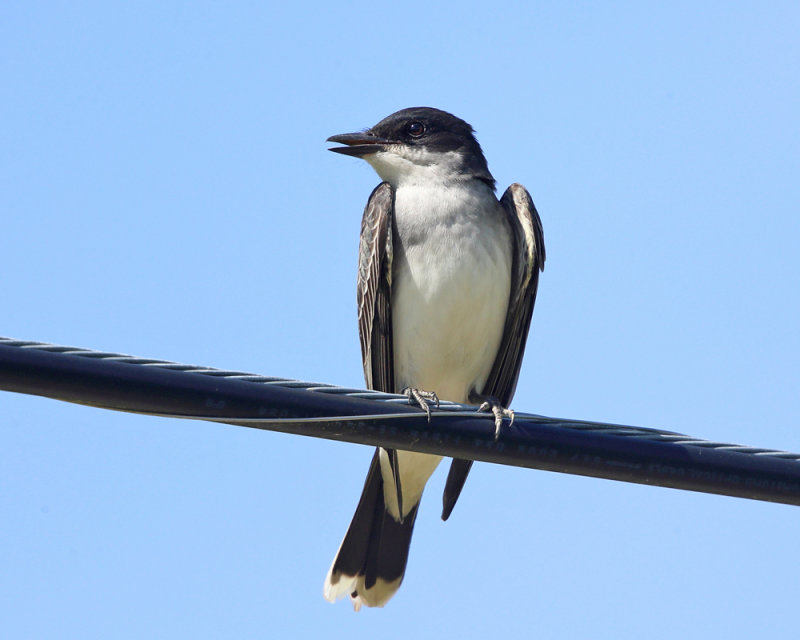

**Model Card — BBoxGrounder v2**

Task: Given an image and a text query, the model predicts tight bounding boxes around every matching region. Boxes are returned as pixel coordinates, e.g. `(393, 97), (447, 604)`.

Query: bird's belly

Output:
(392, 226), (511, 404)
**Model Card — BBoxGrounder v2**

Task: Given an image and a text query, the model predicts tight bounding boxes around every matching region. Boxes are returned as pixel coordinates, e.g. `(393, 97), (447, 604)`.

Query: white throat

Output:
(366, 146), (471, 188)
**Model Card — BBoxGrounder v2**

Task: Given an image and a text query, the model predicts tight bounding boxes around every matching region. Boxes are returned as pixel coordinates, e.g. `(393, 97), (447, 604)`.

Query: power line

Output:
(2, 336), (799, 506)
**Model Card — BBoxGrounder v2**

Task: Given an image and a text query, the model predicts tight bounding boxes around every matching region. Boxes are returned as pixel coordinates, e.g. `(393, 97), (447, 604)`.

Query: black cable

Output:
(2, 336), (799, 506)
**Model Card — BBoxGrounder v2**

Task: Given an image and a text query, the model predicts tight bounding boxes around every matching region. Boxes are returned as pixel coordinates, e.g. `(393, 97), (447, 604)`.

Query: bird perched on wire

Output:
(323, 107), (545, 609)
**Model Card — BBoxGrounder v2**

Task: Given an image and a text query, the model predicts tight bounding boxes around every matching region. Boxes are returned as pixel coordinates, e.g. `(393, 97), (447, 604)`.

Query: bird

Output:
(323, 107), (545, 609)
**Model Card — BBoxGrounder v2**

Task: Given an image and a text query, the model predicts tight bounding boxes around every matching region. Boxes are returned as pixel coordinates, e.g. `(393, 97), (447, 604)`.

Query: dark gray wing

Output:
(356, 182), (405, 516)
(483, 183), (546, 404)
(357, 182), (395, 393)
(442, 183), (545, 520)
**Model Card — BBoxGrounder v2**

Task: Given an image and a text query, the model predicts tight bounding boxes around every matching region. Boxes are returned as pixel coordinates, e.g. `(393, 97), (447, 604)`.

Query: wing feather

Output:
(484, 183), (546, 405)
(356, 182), (395, 393)
(442, 183), (545, 520)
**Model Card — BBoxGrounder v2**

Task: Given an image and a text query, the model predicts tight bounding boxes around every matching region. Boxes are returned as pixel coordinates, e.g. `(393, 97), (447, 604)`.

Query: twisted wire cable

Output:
(1, 336), (799, 506)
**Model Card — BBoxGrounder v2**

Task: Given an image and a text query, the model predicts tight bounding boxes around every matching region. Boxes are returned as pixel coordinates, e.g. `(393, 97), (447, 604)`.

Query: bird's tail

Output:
(323, 449), (419, 610)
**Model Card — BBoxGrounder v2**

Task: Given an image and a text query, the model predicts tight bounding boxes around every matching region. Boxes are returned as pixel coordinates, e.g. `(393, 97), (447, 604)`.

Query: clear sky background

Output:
(2, 2), (799, 638)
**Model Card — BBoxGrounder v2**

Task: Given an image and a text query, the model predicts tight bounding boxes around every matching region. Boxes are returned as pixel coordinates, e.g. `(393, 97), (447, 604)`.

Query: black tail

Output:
(324, 449), (419, 609)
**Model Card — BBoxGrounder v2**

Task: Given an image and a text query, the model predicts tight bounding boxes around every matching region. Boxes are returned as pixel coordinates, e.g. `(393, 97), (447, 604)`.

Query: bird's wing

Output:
(356, 183), (405, 515)
(442, 183), (545, 520)
(484, 183), (546, 405)
(357, 182), (395, 393)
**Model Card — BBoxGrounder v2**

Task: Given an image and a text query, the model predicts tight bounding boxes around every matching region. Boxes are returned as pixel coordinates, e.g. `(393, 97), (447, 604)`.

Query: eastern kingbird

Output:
(323, 107), (545, 609)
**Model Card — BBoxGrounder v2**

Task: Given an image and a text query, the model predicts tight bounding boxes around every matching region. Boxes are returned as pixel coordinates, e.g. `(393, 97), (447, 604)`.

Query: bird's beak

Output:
(327, 131), (391, 157)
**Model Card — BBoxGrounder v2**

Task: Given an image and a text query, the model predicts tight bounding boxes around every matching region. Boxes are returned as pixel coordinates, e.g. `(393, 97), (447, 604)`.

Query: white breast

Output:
(391, 182), (512, 404)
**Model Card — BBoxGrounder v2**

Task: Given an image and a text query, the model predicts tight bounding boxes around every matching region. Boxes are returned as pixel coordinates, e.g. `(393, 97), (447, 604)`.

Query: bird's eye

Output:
(407, 121), (425, 138)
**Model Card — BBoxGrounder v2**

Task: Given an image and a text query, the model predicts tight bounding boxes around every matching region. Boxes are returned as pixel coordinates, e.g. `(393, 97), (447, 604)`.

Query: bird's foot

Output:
(402, 387), (440, 421)
(476, 396), (515, 439)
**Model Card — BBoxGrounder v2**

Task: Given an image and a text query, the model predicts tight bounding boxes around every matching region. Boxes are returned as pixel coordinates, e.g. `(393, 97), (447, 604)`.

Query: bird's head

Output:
(327, 107), (495, 190)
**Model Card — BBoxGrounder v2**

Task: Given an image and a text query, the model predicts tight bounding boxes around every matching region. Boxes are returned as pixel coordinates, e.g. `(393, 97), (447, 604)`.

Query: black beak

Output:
(327, 131), (391, 157)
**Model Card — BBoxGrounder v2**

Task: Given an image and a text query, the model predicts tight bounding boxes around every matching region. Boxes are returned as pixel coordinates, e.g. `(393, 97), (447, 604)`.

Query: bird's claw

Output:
(477, 400), (515, 439)
(402, 387), (439, 421)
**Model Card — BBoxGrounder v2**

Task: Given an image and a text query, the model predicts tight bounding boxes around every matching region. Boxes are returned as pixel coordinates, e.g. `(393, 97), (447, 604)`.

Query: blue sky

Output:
(2, 2), (799, 638)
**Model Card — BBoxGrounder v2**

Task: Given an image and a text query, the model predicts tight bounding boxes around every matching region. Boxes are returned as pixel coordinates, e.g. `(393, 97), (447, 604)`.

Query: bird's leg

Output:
(469, 390), (514, 439)
(402, 387), (440, 421)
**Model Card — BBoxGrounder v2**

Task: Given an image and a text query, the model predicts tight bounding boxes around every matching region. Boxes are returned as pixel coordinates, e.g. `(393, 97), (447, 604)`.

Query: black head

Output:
(327, 107), (495, 188)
